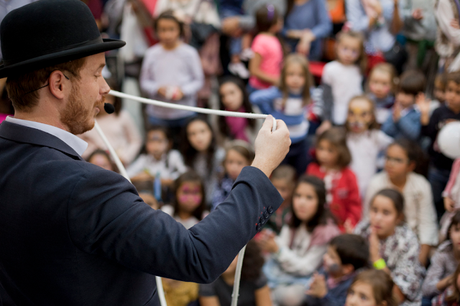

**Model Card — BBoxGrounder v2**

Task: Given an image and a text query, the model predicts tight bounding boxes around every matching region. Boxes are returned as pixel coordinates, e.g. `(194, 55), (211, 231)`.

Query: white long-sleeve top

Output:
(273, 224), (328, 276)
(364, 171), (439, 246)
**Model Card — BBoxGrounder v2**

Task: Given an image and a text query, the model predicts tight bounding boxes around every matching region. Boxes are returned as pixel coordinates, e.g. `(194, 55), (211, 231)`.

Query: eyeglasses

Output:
(20, 71), (70, 97)
(385, 156), (408, 164)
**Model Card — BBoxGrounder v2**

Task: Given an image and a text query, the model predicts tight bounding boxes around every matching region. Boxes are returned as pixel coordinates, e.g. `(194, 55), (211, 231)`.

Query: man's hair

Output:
(398, 70), (426, 96)
(6, 58), (86, 112)
(330, 234), (369, 271)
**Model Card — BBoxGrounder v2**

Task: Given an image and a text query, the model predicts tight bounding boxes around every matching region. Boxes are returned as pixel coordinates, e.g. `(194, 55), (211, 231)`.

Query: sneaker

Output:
(228, 62), (250, 79)
(240, 48), (254, 61)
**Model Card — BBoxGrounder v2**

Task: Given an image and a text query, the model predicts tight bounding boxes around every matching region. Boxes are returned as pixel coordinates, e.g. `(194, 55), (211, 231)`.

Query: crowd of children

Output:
(2, 0), (460, 305)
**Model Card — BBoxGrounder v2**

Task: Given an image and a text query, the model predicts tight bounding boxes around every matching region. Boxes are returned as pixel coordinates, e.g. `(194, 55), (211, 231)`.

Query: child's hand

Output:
(158, 87), (167, 97)
(222, 16), (242, 37)
(306, 273), (327, 298)
(296, 40), (311, 57)
(369, 228), (381, 263)
(444, 197), (456, 212)
(172, 88), (184, 101)
(451, 19), (460, 29)
(256, 232), (279, 254)
(415, 93), (430, 114)
(316, 121), (332, 135)
(344, 218), (354, 234)
(412, 9), (423, 20)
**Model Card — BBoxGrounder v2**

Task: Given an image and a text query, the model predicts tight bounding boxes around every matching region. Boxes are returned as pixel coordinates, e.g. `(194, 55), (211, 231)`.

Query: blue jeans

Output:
(281, 136), (310, 176)
(428, 166), (451, 222)
(220, 9), (243, 56)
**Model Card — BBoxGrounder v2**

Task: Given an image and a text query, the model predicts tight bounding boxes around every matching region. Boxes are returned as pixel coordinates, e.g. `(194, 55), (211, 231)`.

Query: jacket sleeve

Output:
(345, 170), (362, 227)
(345, 0), (369, 32)
(249, 87), (279, 115)
(310, 0), (332, 39)
(396, 111), (421, 140)
(180, 48), (205, 96)
(381, 112), (398, 138)
(140, 50), (161, 98)
(68, 166), (283, 283)
(275, 244), (327, 276)
(416, 177), (439, 246)
(422, 248), (448, 297)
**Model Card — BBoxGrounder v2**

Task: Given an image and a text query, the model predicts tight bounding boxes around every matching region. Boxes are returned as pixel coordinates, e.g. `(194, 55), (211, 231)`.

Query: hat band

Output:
(3, 36), (104, 66)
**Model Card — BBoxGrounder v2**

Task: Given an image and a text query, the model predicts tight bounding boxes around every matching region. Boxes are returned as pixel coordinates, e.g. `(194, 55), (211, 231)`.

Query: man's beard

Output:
(60, 83), (103, 135)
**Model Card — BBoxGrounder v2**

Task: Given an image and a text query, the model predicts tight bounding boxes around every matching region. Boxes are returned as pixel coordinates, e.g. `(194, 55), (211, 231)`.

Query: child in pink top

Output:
(248, 5), (284, 92)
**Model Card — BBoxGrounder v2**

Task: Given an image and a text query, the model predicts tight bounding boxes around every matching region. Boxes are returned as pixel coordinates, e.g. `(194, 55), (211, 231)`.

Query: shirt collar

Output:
(5, 116), (88, 156)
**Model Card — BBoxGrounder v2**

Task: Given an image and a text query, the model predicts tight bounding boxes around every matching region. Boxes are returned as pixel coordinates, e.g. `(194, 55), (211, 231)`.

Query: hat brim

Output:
(0, 38), (125, 78)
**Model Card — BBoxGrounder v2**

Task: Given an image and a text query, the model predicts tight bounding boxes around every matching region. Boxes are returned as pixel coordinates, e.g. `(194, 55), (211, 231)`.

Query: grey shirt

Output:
(140, 43), (204, 120)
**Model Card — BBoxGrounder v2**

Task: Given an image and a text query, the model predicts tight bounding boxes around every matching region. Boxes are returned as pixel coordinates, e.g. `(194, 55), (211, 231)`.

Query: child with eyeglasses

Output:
(364, 139), (438, 267)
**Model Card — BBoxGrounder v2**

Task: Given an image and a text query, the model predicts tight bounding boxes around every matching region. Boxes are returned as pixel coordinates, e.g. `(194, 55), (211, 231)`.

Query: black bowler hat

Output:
(0, 0), (125, 78)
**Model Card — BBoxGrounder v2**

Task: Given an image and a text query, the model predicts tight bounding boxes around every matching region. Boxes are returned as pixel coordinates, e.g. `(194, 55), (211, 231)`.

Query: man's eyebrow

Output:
(95, 63), (106, 72)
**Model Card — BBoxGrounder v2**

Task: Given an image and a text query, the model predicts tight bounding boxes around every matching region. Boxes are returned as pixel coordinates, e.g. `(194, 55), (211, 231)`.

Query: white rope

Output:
(110, 90), (268, 119)
(98, 90), (278, 306)
(94, 120), (168, 306)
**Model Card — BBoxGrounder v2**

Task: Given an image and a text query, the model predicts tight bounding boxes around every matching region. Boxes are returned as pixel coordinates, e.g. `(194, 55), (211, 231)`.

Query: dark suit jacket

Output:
(0, 121), (282, 306)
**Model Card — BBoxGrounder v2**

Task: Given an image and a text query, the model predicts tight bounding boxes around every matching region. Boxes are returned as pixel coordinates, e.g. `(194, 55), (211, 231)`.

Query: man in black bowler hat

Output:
(0, 0), (290, 305)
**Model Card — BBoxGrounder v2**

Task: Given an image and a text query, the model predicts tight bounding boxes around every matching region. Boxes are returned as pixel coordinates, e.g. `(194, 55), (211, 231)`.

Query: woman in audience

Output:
(364, 139), (438, 266)
(282, 0), (332, 60)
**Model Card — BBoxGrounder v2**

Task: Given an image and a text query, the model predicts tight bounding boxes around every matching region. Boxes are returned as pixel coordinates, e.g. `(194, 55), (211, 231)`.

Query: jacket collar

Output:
(0, 120), (83, 160)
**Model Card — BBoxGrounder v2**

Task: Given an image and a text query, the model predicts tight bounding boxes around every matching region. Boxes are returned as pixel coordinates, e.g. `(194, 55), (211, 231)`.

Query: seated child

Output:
(432, 263), (460, 306)
(258, 175), (340, 306)
(199, 240), (271, 306)
(354, 189), (425, 306)
(423, 211), (460, 304)
(266, 164), (297, 235)
(212, 141), (254, 210)
(345, 269), (397, 306)
(305, 234), (370, 306)
(87, 149), (115, 172)
(127, 126), (187, 188)
(307, 128), (361, 232)
(420, 72), (460, 221)
(381, 70), (424, 141)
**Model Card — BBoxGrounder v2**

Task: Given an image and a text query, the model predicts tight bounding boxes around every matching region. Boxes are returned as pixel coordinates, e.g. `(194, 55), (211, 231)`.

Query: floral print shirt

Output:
(354, 221), (425, 306)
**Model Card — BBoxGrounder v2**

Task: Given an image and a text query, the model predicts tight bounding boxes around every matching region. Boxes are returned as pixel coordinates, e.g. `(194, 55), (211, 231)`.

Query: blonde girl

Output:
(367, 63), (397, 124)
(319, 31), (366, 131)
(250, 54), (315, 175)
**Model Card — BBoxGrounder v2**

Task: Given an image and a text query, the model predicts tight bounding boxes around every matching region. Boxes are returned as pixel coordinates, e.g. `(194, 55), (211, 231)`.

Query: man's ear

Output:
(48, 70), (68, 100)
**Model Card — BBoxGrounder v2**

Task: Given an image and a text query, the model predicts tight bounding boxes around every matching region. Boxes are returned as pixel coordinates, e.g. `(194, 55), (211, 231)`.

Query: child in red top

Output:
(307, 127), (361, 232)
